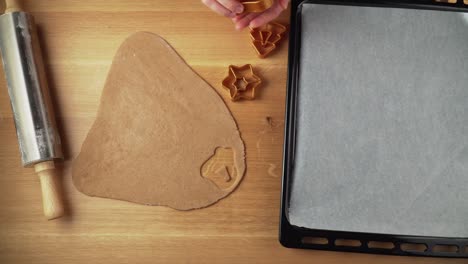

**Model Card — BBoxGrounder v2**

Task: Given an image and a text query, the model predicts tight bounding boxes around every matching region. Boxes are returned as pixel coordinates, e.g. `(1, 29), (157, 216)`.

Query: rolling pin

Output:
(0, 0), (65, 220)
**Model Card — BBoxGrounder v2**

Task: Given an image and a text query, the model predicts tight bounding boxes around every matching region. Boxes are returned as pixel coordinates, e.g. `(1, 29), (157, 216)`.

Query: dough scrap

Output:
(72, 32), (246, 210)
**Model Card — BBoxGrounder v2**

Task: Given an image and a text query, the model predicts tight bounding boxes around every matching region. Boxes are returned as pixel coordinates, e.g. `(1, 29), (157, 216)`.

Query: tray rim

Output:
(279, 0), (468, 258)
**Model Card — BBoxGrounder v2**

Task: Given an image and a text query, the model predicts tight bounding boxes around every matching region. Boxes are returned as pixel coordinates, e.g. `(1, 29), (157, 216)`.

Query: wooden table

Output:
(0, 1), (465, 263)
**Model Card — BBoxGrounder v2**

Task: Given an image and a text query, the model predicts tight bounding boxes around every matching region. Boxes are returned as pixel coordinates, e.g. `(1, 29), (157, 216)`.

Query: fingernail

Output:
(235, 4), (244, 14)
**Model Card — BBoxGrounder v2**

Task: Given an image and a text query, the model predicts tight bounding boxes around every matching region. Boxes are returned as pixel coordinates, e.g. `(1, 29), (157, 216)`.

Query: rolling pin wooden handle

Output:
(5, 0), (22, 13)
(34, 161), (65, 220)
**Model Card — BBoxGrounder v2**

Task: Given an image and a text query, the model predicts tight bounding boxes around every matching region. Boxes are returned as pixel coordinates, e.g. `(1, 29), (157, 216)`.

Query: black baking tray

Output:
(279, 0), (468, 258)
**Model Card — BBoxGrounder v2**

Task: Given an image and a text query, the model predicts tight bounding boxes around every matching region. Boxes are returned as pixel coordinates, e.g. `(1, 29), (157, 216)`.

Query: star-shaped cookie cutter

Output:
(250, 22), (287, 58)
(222, 64), (262, 101)
(240, 0), (274, 13)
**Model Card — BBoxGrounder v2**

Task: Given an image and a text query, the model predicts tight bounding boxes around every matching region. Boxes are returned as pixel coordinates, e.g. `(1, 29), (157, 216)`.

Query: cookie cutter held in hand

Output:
(222, 64), (261, 101)
(240, 0), (275, 13)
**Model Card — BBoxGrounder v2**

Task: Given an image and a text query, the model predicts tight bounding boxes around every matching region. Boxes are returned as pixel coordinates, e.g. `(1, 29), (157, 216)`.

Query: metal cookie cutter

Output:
(240, 0), (274, 13)
(250, 22), (287, 58)
(222, 64), (261, 101)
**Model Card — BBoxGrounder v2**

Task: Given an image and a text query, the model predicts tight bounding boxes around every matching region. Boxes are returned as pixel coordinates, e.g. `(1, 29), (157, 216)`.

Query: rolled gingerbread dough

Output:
(72, 32), (246, 210)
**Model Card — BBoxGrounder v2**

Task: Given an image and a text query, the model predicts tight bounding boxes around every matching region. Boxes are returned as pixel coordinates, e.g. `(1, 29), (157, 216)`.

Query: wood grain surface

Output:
(0, 1), (466, 263)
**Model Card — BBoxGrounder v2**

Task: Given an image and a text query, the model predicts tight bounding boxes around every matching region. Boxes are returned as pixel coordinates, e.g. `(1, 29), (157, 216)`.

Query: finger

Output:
(218, 0), (244, 13)
(248, 5), (283, 28)
(279, 0), (290, 10)
(232, 12), (249, 23)
(234, 13), (260, 30)
(202, 0), (236, 17)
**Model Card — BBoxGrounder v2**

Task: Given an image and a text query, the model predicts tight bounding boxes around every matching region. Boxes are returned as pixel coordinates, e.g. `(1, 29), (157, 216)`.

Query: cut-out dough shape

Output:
(201, 147), (237, 190)
(72, 32), (246, 210)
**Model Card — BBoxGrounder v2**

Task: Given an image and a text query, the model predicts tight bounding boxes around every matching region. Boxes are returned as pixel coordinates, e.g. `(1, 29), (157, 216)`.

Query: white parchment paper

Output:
(289, 4), (468, 237)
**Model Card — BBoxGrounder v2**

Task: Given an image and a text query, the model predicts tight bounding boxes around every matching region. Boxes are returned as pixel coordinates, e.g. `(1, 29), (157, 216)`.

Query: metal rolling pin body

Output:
(0, 6), (64, 219)
(0, 12), (62, 166)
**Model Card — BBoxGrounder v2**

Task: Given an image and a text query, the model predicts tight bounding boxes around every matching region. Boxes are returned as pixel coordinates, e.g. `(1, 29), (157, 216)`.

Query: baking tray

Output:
(280, 0), (468, 258)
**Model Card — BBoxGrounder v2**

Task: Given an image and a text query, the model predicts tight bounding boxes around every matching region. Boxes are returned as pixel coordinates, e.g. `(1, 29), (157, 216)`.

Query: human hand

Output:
(232, 0), (289, 30)
(202, 0), (245, 18)
(202, 0), (289, 30)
